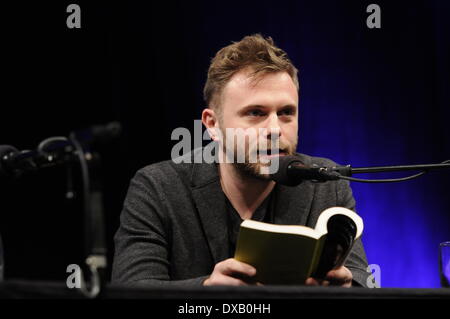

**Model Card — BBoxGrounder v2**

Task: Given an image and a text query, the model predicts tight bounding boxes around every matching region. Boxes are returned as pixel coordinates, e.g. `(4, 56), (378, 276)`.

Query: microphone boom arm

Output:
(331, 163), (450, 176)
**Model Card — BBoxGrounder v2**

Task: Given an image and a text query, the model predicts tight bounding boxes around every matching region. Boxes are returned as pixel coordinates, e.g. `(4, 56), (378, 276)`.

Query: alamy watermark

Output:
(66, 264), (82, 289)
(66, 4), (81, 29)
(366, 264), (381, 288)
(366, 4), (381, 29)
(171, 120), (282, 175)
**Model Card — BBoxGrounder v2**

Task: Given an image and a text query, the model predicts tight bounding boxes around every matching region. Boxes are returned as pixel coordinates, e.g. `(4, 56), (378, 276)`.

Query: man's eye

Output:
(247, 110), (265, 117)
(278, 109), (294, 116)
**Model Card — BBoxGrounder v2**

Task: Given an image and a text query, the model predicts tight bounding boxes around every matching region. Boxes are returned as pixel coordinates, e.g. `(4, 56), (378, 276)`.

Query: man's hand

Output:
(305, 266), (353, 287)
(203, 258), (259, 286)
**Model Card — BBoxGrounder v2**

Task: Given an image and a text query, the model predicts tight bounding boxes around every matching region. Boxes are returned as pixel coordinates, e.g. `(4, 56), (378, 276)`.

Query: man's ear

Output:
(202, 108), (220, 142)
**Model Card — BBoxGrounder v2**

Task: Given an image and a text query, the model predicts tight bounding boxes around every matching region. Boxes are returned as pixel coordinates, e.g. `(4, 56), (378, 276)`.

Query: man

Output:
(112, 34), (370, 287)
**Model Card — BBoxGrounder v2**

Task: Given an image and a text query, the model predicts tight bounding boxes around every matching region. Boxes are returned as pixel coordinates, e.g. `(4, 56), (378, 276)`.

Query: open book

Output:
(234, 207), (363, 285)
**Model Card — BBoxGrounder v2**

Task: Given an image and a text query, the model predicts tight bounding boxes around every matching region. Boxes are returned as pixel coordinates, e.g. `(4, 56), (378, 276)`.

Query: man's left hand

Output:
(305, 266), (352, 287)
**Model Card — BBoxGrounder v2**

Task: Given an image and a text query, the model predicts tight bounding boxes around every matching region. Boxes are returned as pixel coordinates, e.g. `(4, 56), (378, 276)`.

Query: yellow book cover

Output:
(234, 207), (363, 285)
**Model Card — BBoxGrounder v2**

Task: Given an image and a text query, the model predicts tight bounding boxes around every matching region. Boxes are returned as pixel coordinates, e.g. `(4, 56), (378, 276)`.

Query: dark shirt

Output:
(226, 191), (274, 257)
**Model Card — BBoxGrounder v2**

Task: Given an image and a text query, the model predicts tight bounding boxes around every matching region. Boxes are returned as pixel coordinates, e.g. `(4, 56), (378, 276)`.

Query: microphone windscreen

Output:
(270, 155), (304, 186)
(0, 145), (19, 178)
(0, 145), (18, 157)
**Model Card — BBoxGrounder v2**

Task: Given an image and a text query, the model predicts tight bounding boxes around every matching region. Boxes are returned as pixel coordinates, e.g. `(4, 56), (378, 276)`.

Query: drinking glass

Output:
(439, 241), (450, 287)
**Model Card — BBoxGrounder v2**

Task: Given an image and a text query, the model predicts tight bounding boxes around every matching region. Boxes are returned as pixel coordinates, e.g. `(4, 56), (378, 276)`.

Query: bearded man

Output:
(112, 34), (370, 287)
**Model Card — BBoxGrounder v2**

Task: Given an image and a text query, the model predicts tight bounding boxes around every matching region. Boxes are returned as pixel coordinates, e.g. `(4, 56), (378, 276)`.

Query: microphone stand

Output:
(323, 161), (450, 183)
(0, 234), (3, 282)
(333, 163), (450, 176)
(282, 158), (450, 184)
(69, 134), (107, 298)
(0, 123), (119, 298)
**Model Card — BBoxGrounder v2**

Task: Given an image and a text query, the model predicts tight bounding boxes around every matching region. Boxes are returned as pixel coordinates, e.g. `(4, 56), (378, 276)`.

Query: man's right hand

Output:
(203, 258), (258, 286)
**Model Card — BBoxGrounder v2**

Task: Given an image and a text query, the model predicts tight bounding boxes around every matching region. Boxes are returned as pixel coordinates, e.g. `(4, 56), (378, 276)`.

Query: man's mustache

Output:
(249, 145), (294, 156)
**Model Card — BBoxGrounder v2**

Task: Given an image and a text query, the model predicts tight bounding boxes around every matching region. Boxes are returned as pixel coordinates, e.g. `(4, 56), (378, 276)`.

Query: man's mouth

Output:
(256, 149), (287, 156)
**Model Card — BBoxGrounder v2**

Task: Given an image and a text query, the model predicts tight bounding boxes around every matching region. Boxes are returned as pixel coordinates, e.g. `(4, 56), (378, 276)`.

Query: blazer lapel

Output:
(190, 162), (230, 264)
(273, 182), (315, 226)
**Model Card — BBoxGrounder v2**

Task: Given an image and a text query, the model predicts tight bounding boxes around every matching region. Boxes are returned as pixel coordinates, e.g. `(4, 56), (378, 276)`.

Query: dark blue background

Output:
(1, 0), (449, 287)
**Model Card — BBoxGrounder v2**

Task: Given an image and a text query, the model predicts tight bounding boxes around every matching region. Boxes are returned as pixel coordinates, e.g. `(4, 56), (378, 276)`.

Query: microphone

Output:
(0, 122), (122, 178)
(270, 155), (340, 186)
(0, 145), (20, 178)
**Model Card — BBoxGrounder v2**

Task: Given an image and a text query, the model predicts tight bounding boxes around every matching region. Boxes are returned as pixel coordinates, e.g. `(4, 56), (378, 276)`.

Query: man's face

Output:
(217, 69), (299, 179)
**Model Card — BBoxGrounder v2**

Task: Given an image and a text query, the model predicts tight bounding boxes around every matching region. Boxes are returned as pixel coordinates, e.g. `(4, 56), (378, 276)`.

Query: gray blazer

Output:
(112, 152), (371, 287)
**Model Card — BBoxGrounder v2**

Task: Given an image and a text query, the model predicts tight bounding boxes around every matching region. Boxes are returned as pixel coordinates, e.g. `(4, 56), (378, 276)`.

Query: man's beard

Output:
(221, 130), (297, 181)
(233, 144), (297, 180)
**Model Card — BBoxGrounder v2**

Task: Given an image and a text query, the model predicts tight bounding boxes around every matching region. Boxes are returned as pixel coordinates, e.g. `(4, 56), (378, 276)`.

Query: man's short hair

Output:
(203, 34), (299, 115)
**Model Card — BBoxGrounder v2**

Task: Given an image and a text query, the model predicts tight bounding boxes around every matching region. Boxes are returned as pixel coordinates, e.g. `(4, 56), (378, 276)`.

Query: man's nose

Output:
(264, 113), (281, 139)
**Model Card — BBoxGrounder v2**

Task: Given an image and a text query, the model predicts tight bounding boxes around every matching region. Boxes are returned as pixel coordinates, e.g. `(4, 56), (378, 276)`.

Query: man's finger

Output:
(205, 274), (249, 286)
(218, 259), (256, 277)
(325, 266), (353, 285)
(327, 267), (352, 280)
(305, 277), (320, 286)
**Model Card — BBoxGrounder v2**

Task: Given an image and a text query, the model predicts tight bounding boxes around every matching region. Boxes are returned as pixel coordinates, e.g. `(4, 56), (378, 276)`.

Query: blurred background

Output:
(0, 0), (449, 287)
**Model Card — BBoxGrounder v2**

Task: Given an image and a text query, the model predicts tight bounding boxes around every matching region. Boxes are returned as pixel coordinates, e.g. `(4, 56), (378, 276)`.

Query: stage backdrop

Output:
(0, 0), (449, 287)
